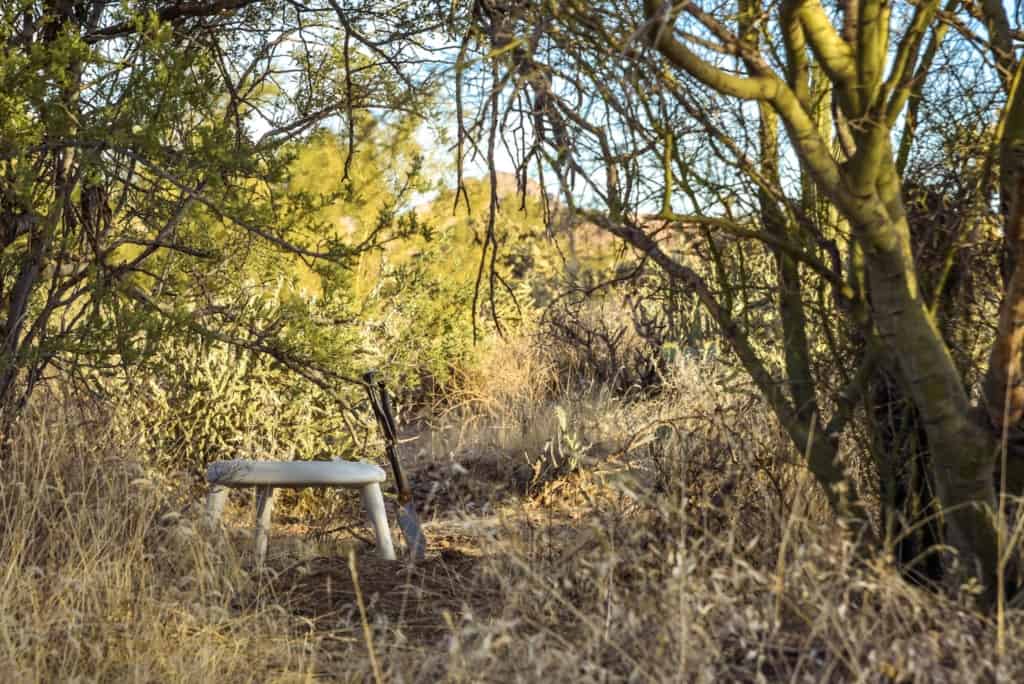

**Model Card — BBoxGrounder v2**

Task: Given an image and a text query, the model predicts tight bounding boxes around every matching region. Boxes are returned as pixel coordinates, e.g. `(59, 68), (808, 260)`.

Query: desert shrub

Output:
(440, 324), (554, 415)
(121, 338), (351, 477)
(111, 328), (389, 522)
(362, 244), (480, 394)
(110, 241), (492, 468)
(540, 271), (714, 394)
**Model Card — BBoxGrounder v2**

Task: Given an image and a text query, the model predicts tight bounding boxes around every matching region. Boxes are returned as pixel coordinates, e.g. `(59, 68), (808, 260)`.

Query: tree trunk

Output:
(855, 165), (1000, 599)
(870, 365), (944, 585)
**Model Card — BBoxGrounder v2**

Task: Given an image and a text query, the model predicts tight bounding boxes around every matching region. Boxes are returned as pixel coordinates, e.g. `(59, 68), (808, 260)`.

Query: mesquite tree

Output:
(452, 0), (1024, 600)
(0, 1), (440, 430)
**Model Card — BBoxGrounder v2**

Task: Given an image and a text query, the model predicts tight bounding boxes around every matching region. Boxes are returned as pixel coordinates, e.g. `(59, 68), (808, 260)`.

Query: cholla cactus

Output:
(122, 339), (350, 480)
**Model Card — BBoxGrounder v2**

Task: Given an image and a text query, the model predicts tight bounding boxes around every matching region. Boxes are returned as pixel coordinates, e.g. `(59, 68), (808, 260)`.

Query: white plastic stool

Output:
(205, 460), (396, 564)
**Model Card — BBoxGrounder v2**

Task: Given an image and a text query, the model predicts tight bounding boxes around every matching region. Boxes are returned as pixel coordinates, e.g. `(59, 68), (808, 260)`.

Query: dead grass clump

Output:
(443, 444), (1021, 682)
(426, 355), (1024, 681)
(436, 329), (558, 428)
(0, 400), (320, 682)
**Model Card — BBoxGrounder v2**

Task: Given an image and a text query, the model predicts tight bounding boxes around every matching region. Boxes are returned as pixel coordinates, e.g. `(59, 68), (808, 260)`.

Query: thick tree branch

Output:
(857, 0), (892, 106)
(779, 0), (811, 109)
(792, 0), (860, 112)
(979, 0), (1016, 89)
(85, 0), (260, 42)
(643, 0), (779, 101)
(584, 209), (868, 522)
(882, 0), (943, 126)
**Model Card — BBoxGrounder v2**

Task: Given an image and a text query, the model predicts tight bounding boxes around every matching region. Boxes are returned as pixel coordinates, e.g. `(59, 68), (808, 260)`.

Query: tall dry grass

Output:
(427, 343), (1024, 682)
(0, 401), (321, 682)
(6, 345), (1024, 681)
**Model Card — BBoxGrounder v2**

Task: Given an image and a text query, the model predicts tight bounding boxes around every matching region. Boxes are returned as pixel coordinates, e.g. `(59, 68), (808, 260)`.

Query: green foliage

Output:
(2, 3), (567, 512)
(0, 1), (443, 422)
(124, 335), (352, 476)
(524, 403), (590, 491)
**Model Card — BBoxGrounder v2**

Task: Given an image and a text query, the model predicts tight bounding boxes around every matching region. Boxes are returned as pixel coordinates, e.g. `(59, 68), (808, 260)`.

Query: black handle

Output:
(378, 382), (399, 440)
(364, 374), (387, 438)
(363, 372), (412, 500)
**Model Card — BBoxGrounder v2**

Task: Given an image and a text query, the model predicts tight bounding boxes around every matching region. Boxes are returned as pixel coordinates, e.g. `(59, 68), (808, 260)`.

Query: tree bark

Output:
(856, 163), (999, 596)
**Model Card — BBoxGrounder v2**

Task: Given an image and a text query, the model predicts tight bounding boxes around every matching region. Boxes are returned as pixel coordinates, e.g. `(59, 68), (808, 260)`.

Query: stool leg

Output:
(254, 486), (275, 567)
(361, 483), (396, 560)
(206, 484), (228, 524)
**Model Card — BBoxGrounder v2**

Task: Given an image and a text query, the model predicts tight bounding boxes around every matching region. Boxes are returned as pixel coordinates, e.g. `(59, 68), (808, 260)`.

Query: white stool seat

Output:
(207, 459), (386, 487)
(205, 459), (396, 563)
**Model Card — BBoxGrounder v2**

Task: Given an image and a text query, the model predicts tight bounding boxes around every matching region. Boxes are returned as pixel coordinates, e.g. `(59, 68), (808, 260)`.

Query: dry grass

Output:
(6, 352), (1024, 682)
(0, 401), (324, 682)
